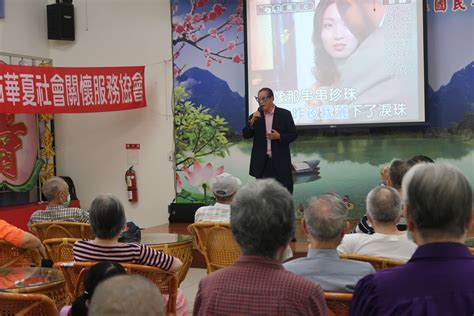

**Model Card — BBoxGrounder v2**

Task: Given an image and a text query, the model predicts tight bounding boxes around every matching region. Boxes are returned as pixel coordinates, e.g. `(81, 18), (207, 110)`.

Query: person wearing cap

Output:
(194, 173), (241, 223)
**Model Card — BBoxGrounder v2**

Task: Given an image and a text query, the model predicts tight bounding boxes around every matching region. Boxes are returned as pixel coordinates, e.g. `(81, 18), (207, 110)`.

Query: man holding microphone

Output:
(243, 87), (297, 193)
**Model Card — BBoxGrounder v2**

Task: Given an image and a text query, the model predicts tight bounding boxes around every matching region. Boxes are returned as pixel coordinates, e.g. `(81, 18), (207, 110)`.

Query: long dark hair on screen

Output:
(312, 0), (339, 86)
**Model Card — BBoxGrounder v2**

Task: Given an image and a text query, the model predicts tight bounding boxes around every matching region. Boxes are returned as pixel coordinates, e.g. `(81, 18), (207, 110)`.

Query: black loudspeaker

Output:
(47, 4), (75, 41)
(168, 203), (207, 223)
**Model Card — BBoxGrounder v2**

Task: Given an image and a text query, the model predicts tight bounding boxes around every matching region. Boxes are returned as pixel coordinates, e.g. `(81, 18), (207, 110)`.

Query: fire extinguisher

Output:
(125, 166), (138, 202)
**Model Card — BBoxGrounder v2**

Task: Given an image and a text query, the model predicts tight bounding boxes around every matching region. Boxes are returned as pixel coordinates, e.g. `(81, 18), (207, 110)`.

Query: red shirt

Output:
(193, 255), (328, 315)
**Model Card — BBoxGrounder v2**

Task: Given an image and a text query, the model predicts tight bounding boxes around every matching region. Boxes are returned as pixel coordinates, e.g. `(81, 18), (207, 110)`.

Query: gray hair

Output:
(89, 275), (165, 316)
(402, 163), (472, 239)
(230, 179), (295, 257)
(304, 193), (347, 241)
(89, 194), (126, 239)
(366, 186), (402, 223)
(42, 177), (67, 201)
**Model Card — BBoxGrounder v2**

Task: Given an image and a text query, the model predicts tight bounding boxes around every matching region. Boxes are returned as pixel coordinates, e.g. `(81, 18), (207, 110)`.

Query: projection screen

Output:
(246, 0), (426, 127)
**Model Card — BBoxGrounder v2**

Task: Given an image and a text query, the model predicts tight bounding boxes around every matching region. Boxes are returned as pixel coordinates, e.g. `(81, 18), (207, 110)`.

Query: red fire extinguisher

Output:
(125, 166), (138, 202)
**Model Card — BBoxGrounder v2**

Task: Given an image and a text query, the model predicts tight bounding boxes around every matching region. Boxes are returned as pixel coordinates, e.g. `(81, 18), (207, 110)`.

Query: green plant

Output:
(174, 86), (230, 170)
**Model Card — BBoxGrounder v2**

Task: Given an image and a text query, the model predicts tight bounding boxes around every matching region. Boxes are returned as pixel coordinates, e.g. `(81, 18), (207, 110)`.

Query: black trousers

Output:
(258, 155), (293, 194)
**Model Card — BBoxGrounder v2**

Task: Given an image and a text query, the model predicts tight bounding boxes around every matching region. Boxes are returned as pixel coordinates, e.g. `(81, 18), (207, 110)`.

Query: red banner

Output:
(0, 64), (146, 113)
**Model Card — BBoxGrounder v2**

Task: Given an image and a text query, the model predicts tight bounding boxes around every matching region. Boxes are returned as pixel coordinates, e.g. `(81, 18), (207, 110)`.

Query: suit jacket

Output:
(242, 106), (297, 192)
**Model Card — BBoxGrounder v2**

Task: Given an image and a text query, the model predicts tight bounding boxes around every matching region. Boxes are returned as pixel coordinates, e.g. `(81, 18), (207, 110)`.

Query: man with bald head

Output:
(284, 193), (374, 292)
(338, 185), (417, 261)
(28, 176), (89, 227)
(89, 275), (165, 316)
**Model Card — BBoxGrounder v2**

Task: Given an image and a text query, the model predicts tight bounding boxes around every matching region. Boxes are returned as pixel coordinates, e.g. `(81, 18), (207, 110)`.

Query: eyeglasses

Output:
(254, 95), (271, 103)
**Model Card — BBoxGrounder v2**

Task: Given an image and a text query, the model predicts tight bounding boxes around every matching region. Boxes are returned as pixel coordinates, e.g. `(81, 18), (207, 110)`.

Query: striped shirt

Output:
(194, 203), (230, 223)
(73, 239), (174, 271)
(354, 215), (407, 234)
(28, 205), (90, 226)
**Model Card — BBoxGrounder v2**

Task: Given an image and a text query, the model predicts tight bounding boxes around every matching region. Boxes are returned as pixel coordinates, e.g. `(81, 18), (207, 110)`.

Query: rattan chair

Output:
(149, 240), (193, 286)
(339, 253), (405, 271)
(0, 241), (42, 268)
(188, 222), (241, 273)
(324, 292), (352, 316)
(0, 292), (58, 316)
(42, 238), (78, 263)
(55, 261), (178, 315)
(30, 222), (95, 241)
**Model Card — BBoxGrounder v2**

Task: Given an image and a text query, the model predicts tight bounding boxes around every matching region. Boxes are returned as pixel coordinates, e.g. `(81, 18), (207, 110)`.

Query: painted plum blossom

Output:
(172, 0), (245, 76)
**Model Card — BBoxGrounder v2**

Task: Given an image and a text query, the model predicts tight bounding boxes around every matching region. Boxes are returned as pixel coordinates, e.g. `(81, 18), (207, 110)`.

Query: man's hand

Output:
(267, 129), (280, 140)
(249, 110), (262, 127)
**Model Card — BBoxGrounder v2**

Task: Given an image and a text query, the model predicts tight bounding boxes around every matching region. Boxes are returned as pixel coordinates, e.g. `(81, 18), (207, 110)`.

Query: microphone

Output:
(249, 106), (263, 126)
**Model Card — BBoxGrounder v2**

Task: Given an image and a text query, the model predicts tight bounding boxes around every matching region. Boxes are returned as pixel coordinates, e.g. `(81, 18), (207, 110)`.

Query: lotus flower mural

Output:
(176, 160), (224, 204)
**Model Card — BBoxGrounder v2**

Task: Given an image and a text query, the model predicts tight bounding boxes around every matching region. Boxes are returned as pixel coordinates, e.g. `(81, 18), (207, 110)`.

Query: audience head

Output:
(408, 155), (435, 165)
(71, 261), (126, 316)
(42, 176), (69, 203)
(402, 163), (472, 243)
(304, 193), (348, 242)
(230, 179), (295, 258)
(366, 185), (402, 225)
(89, 275), (165, 316)
(389, 160), (411, 190)
(90, 194), (126, 239)
(211, 173), (242, 204)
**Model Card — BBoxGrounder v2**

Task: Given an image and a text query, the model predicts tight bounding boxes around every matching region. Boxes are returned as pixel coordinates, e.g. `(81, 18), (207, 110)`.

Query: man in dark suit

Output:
(242, 87), (297, 193)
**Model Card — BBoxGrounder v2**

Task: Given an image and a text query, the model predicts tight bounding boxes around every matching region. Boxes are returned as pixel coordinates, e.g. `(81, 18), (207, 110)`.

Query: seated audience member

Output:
(73, 194), (181, 271)
(59, 261), (126, 316)
(194, 179), (328, 315)
(338, 186), (417, 261)
(72, 194), (187, 314)
(350, 163), (474, 315)
(284, 193), (375, 292)
(0, 219), (47, 258)
(89, 275), (165, 316)
(28, 176), (89, 226)
(356, 160), (411, 234)
(407, 154), (435, 165)
(194, 173), (241, 222)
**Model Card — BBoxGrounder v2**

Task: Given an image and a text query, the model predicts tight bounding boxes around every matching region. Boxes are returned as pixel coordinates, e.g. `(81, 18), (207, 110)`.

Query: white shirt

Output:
(337, 232), (417, 261)
(194, 203), (231, 223)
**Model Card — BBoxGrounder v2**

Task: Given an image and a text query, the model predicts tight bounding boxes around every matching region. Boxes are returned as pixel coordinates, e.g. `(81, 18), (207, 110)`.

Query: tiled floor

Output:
(181, 268), (207, 313)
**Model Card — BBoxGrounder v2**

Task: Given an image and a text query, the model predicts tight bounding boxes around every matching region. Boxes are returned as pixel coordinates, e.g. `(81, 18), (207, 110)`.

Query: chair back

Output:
(55, 261), (178, 315)
(324, 292), (352, 316)
(339, 253), (405, 271)
(0, 292), (57, 316)
(43, 238), (78, 263)
(188, 222), (241, 273)
(30, 222), (95, 241)
(0, 241), (41, 268)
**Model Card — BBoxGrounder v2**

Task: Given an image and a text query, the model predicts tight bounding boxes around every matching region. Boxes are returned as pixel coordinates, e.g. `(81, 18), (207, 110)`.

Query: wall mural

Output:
(0, 56), (54, 205)
(171, 0), (473, 218)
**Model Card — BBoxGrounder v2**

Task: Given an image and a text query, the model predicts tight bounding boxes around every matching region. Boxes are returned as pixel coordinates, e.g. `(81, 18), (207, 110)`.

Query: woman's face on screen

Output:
(321, 3), (359, 59)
